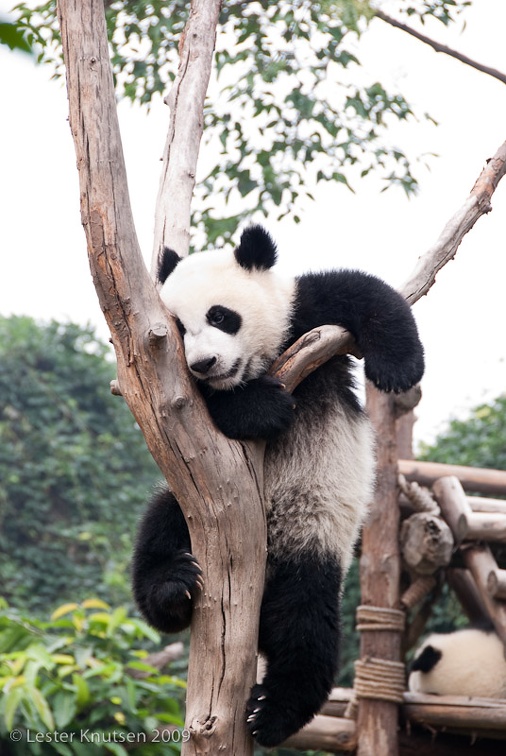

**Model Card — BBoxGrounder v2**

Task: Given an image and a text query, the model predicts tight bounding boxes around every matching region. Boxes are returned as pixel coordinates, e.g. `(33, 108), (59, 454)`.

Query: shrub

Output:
(0, 598), (187, 755)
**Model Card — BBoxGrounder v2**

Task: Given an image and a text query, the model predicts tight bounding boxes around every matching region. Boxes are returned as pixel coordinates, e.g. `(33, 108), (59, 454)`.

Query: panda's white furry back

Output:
(132, 225), (425, 746)
(409, 628), (506, 698)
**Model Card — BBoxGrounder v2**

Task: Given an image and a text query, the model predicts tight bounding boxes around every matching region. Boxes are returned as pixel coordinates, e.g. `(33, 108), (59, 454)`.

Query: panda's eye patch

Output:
(206, 305), (242, 335)
(175, 317), (186, 337)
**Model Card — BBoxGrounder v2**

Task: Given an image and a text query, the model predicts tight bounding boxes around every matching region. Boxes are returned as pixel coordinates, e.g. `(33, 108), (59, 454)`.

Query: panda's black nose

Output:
(190, 357), (217, 375)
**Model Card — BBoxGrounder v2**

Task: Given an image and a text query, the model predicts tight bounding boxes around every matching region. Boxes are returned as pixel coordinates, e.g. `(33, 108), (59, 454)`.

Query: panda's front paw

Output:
(365, 352), (424, 394)
(202, 375), (295, 441)
(246, 682), (301, 747)
(257, 376), (296, 439)
(141, 550), (203, 634)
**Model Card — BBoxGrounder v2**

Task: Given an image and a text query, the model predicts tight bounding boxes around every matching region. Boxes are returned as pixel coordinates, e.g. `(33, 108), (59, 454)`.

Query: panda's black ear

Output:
(234, 225), (277, 271)
(158, 247), (181, 285)
(410, 645), (442, 674)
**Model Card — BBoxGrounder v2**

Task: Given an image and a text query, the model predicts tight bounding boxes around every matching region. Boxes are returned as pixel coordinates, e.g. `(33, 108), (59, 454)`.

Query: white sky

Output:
(1, 1), (506, 449)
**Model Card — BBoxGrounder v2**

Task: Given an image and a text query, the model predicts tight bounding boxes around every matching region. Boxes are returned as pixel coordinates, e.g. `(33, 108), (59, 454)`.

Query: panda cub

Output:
(133, 225), (424, 747)
(409, 628), (506, 699)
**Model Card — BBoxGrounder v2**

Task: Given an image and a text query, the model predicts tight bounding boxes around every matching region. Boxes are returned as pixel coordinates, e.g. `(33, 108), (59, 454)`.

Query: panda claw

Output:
(184, 552), (201, 566)
(185, 590), (192, 601)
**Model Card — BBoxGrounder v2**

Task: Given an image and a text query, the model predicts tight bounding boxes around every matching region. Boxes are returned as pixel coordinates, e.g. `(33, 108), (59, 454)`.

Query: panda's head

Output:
(158, 226), (296, 390)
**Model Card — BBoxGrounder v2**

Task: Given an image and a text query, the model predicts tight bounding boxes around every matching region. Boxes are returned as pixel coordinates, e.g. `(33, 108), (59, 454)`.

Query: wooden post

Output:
(357, 385), (403, 756)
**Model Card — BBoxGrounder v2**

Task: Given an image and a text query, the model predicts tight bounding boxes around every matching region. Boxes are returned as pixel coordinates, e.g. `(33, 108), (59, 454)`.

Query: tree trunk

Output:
(56, 2), (264, 753)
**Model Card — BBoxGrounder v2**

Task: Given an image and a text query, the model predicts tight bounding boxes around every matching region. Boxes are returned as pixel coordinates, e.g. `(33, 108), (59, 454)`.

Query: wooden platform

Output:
(284, 688), (506, 753)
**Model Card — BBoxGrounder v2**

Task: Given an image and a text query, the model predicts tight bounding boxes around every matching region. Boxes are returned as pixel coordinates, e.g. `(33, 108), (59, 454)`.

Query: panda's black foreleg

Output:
(199, 375), (296, 441)
(247, 553), (342, 747)
(132, 488), (202, 634)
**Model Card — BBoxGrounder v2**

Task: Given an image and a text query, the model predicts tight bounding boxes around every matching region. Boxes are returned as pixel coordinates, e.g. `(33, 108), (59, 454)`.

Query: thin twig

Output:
(375, 10), (506, 86)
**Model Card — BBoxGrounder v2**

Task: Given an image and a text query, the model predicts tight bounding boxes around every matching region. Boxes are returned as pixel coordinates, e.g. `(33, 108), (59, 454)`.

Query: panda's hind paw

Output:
(246, 683), (301, 747)
(143, 550), (203, 634)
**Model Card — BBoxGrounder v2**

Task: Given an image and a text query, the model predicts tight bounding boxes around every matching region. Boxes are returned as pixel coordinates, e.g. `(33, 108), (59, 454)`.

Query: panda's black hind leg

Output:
(132, 488), (203, 634)
(247, 554), (342, 747)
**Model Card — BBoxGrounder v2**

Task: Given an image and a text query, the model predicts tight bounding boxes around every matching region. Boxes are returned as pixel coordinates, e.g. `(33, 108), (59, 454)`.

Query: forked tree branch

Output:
(375, 10), (506, 86)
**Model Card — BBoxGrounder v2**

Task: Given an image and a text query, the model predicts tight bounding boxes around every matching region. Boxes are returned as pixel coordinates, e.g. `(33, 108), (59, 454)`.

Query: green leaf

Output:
(73, 672), (91, 708)
(53, 689), (77, 729)
(0, 21), (33, 54)
(103, 743), (128, 756)
(30, 685), (55, 730)
(4, 685), (24, 731)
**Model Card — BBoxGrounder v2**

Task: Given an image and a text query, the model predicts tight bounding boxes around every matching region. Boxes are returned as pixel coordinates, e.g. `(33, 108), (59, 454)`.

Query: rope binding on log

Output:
(356, 605), (406, 632)
(398, 473), (439, 514)
(345, 605), (407, 718)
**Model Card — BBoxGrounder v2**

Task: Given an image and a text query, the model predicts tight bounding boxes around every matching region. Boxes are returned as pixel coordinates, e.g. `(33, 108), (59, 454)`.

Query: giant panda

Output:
(132, 225), (424, 746)
(409, 628), (506, 698)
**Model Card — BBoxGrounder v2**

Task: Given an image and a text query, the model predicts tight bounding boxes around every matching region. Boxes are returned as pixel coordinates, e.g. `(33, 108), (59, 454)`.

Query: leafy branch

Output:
(11, 0), (462, 244)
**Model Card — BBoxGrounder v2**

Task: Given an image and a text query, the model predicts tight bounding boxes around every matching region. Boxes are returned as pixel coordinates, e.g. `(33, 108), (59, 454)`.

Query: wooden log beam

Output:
(487, 568), (506, 600)
(402, 691), (506, 732)
(400, 459), (506, 496)
(287, 689), (506, 753)
(462, 545), (506, 645)
(399, 728), (506, 756)
(447, 568), (492, 625)
(470, 498), (506, 515)
(282, 715), (356, 752)
(463, 512), (506, 543)
(433, 476), (472, 544)
(400, 512), (453, 574)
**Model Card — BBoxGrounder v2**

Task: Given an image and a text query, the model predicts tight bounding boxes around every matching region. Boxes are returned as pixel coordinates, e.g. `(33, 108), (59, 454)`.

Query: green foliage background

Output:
(420, 396), (506, 470)
(0, 316), (158, 614)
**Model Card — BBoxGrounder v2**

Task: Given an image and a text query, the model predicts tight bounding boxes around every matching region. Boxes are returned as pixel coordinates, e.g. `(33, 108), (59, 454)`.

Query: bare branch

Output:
(150, 1), (222, 276)
(400, 139), (506, 305)
(270, 326), (358, 393)
(268, 138), (506, 387)
(375, 10), (506, 86)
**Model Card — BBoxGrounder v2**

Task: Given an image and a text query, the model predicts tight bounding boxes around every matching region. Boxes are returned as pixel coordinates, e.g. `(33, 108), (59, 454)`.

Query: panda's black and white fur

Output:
(409, 628), (506, 699)
(132, 225), (424, 746)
